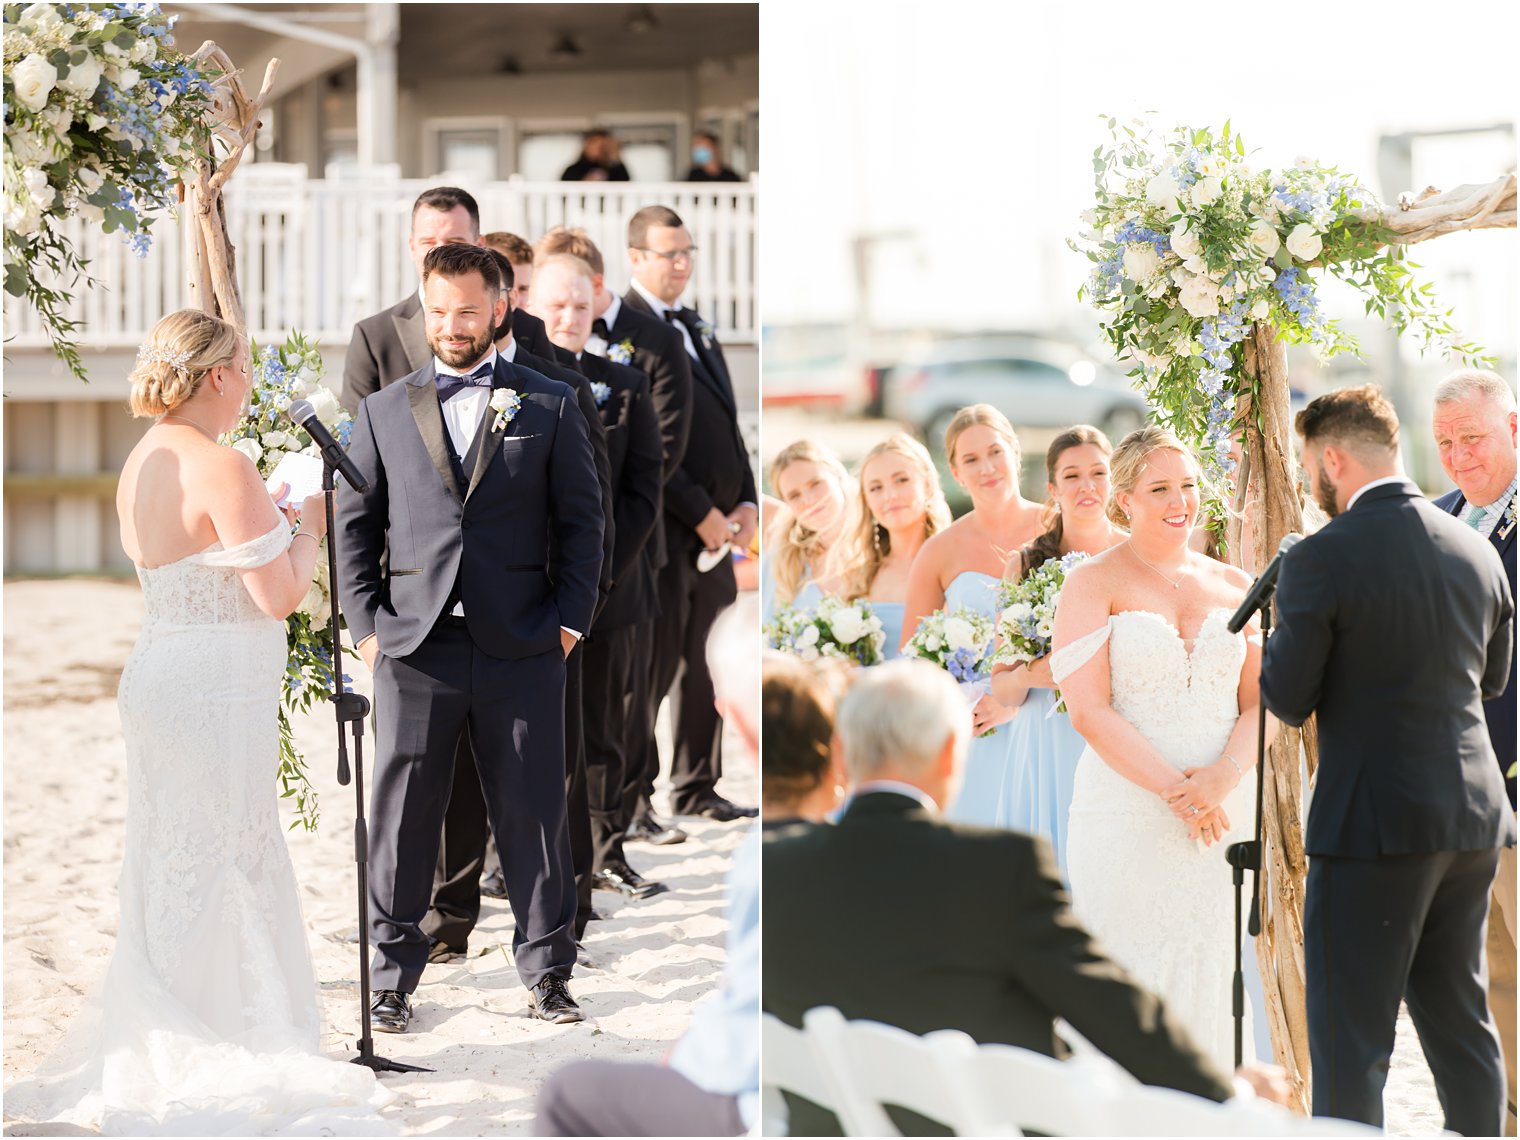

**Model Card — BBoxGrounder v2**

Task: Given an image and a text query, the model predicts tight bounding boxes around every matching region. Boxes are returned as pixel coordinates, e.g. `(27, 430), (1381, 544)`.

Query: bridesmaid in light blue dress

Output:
(760, 440), (851, 626)
(836, 434), (951, 661)
(897, 406), (1043, 824)
(988, 426), (1126, 873)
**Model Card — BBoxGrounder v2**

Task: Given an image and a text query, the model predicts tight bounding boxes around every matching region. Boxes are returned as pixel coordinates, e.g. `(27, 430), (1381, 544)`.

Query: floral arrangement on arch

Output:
(1074, 118), (1488, 500)
(3, 1), (216, 381)
(222, 331), (354, 831)
(765, 595), (886, 667)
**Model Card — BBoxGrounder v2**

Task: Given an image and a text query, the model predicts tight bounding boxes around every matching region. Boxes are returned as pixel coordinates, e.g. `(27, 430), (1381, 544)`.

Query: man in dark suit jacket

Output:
(336, 243), (603, 1033)
(621, 206), (758, 824)
(1261, 384), (1515, 1135)
(531, 253), (668, 900)
(765, 658), (1283, 1137)
(423, 249), (615, 953)
(535, 225), (696, 846)
(340, 188), (565, 416)
(1430, 368), (1518, 1128)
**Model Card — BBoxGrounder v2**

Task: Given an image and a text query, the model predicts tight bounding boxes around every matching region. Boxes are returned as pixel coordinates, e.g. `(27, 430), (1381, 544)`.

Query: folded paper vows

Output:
(265, 452), (325, 508)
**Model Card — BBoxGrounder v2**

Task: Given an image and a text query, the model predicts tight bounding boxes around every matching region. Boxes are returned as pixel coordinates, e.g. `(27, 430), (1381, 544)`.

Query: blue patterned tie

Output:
(435, 363), (493, 402)
(1465, 502), (1487, 531)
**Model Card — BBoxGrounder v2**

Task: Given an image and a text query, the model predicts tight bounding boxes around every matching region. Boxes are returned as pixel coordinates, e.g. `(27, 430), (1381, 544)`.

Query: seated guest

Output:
(762, 652), (850, 826)
(763, 659), (1289, 1136)
(534, 599), (761, 1137)
(836, 433), (951, 659)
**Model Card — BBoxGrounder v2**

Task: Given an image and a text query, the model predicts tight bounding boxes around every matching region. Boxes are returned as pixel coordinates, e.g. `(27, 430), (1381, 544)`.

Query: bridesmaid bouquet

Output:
(902, 607), (997, 735)
(994, 550), (1090, 712)
(223, 331), (355, 832)
(765, 595), (887, 667)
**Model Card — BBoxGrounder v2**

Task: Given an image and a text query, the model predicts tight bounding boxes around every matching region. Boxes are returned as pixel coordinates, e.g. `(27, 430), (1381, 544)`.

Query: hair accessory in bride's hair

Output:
(137, 343), (194, 372)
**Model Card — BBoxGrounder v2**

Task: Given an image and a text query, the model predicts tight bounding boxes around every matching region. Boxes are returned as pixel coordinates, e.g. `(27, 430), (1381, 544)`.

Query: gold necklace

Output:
(1128, 542), (1186, 590)
(160, 413), (218, 441)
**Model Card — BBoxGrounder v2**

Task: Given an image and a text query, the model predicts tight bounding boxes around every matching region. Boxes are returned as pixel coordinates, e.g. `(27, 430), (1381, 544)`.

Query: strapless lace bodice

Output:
(1107, 609), (1243, 765)
(136, 523), (291, 627)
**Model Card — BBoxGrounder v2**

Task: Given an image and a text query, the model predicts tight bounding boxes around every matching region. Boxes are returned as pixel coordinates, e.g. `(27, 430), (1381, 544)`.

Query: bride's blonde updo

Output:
(1107, 425), (1196, 527)
(128, 309), (244, 418)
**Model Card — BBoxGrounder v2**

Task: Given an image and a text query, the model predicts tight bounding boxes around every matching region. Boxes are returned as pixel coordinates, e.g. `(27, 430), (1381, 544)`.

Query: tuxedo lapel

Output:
(465, 360), (514, 500)
(393, 298), (430, 374)
(407, 370), (464, 502)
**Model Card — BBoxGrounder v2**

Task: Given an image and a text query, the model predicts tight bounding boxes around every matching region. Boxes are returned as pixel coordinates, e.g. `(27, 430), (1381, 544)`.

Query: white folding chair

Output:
(761, 1012), (838, 1137)
(803, 1006), (979, 1136)
(944, 1037), (1124, 1136)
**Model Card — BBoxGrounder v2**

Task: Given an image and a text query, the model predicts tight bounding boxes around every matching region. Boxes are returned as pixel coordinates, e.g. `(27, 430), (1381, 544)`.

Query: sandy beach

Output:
(4, 578), (756, 1135)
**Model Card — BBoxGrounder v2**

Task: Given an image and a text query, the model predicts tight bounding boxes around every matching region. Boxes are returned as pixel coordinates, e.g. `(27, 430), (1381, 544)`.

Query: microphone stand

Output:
(1225, 600), (1271, 1071)
(319, 463), (431, 1075)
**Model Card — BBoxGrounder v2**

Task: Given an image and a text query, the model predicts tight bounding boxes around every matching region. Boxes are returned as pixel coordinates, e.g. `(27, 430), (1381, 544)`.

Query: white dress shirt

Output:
(585, 294), (624, 358)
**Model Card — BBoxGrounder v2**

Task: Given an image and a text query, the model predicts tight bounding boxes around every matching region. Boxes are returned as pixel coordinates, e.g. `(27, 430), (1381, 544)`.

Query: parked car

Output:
(880, 335), (1151, 454)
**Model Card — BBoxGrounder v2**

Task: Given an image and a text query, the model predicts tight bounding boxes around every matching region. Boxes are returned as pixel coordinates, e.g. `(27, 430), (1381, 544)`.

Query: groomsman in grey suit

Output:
(1431, 368), (1518, 1129)
(337, 242), (603, 1033)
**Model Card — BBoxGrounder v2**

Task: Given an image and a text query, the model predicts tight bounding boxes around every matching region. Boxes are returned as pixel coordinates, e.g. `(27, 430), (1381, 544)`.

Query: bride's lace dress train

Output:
(5, 523), (389, 1135)
(1056, 608), (1255, 1073)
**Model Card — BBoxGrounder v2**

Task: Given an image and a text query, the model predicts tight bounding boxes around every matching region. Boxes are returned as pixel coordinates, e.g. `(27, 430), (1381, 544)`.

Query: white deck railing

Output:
(2, 167), (758, 349)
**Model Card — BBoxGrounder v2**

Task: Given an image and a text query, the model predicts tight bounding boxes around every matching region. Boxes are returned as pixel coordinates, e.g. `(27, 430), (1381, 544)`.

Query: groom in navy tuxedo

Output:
(1430, 367), (1517, 1129)
(337, 242), (603, 1031)
(1262, 385), (1514, 1135)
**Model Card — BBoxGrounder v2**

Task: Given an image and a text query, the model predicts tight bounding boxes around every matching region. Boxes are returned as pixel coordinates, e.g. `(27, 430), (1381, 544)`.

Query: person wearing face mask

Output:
(834, 433), (951, 661)
(683, 131), (741, 182)
(763, 440), (852, 624)
(984, 426), (1127, 869)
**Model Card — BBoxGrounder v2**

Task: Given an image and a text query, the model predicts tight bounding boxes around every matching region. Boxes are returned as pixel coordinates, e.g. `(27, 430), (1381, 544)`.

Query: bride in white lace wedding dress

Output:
(1051, 428), (1273, 1074)
(5, 312), (388, 1134)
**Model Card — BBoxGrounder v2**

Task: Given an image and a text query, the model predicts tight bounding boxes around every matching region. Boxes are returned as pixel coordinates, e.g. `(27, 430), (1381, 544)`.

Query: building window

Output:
(424, 118), (508, 180)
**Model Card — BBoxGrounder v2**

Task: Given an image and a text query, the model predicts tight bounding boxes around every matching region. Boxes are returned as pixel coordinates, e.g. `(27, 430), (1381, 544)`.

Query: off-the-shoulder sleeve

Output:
(190, 522), (292, 570)
(1051, 622), (1112, 685)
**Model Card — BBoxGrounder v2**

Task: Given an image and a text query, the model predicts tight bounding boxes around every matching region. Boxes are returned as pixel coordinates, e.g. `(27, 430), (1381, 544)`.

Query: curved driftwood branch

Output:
(1352, 172), (1516, 245)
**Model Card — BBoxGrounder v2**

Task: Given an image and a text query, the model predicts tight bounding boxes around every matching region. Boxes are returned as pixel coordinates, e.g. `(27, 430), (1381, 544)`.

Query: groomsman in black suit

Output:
(1430, 367), (1518, 1129)
(620, 206), (758, 823)
(422, 248), (615, 954)
(530, 252), (668, 898)
(765, 659), (1287, 1137)
(1262, 385), (1515, 1134)
(485, 230), (578, 369)
(341, 187), (562, 415)
(535, 226), (696, 846)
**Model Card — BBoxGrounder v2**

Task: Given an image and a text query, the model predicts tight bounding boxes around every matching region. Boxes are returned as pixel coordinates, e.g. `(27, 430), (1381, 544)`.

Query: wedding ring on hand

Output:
(1187, 805), (1199, 816)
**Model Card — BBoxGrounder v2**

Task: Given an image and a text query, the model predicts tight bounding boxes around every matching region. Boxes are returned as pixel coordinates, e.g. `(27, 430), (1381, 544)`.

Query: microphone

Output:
(1227, 533), (1303, 633)
(287, 400), (368, 493)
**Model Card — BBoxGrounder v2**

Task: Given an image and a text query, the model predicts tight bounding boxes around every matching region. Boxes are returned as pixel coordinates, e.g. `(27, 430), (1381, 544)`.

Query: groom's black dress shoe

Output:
(592, 861), (668, 899)
(626, 813), (688, 846)
(371, 989), (412, 1033)
(688, 796), (758, 822)
(528, 975), (584, 1024)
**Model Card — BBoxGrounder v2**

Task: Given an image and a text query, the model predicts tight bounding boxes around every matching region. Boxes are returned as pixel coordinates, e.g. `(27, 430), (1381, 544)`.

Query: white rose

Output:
(925, 634), (943, 653)
(1247, 220), (1281, 258)
(22, 168), (55, 212)
(1133, 347), (1172, 371)
(1294, 155), (1315, 170)
(830, 607), (867, 645)
(117, 67), (141, 91)
(943, 617), (978, 654)
(77, 165), (104, 195)
(797, 624), (820, 648)
(1145, 171), (1181, 217)
(798, 643), (820, 662)
(130, 38), (157, 65)
(1189, 176), (1224, 209)
(1170, 220), (1202, 260)
(103, 41), (127, 61)
(20, 2), (61, 28)
(12, 54), (58, 112)
(1121, 243), (1161, 285)
(261, 429), (290, 449)
(1285, 223), (1323, 262)
(1007, 603), (1033, 623)
(6, 201), (41, 237)
(1251, 297), (1271, 320)
(58, 54), (104, 99)
(305, 385), (342, 428)
(232, 437), (264, 465)
(1178, 273), (1222, 319)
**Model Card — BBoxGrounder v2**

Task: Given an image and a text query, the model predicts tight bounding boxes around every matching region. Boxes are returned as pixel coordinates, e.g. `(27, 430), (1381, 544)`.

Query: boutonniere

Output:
(607, 339), (634, 366)
(1500, 494), (1517, 540)
(590, 381), (612, 407)
(695, 317), (714, 345)
(489, 388), (522, 432)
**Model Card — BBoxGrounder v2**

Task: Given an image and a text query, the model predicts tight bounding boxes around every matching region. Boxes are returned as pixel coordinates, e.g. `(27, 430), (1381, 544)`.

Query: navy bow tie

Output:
(436, 363), (493, 402)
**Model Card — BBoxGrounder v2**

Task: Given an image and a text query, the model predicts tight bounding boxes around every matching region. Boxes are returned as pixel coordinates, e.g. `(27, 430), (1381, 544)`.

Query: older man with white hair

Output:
(1432, 367), (1518, 1131)
(764, 658), (1288, 1137)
